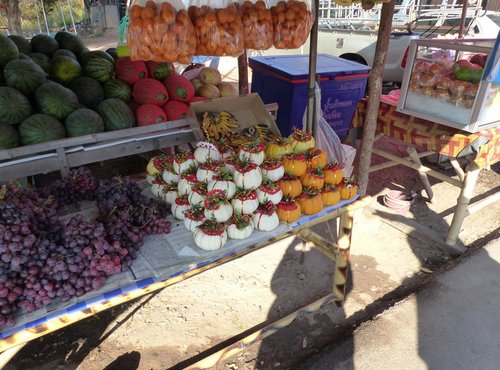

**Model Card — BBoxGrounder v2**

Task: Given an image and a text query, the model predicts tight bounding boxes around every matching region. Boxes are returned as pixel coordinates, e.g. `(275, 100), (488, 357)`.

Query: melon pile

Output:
(186, 66), (238, 99)
(0, 32), (139, 150)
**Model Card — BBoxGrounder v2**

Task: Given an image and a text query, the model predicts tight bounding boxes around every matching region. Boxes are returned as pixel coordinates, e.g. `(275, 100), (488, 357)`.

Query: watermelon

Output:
(35, 81), (79, 120)
(18, 53), (31, 60)
(70, 76), (104, 110)
(50, 56), (83, 85)
(98, 98), (136, 131)
(79, 50), (114, 66)
(19, 114), (66, 145)
(29, 53), (51, 72)
(54, 31), (73, 45)
(4, 59), (47, 96)
(84, 58), (114, 83)
(53, 49), (78, 60)
(8, 35), (32, 55)
(147, 61), (175, 81)
(58, 33), (86, 56)
(0, 123), (19, 150)
(106, 48), (118, 61)
(104, 79), (132, 102)
(65, 108), (105, 137)
(133, 78), (168, 106)
(0, 35), (20, 67)
(115, 57), (148, 85)
(0, 87), (32, 125)
(31, 34), (59, 57)
(136, 104), (167, 126)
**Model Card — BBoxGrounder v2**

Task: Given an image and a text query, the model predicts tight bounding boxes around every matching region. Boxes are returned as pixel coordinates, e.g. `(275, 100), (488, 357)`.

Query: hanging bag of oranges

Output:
(270, 0), (314, 49)
(127, 0), (197, 64)
(238, 0), (273, 50)
(188, 0), (245, 57)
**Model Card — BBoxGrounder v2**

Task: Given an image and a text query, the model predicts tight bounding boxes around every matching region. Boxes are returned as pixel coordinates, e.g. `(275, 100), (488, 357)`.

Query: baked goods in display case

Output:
(398, 38), (500, 133)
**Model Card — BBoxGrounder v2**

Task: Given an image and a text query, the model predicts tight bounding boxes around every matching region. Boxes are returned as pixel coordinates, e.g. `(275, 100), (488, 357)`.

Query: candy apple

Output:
(177, 170), (198, 195)
(207, 169), (236, 199)
(260, 159), (284, 182)
(204, 190), (233, 223)
(233, 160), (262, 190)
(227, 213), (254, 240)
(194, 220), (228, 251)
(183, 205), (206, 233)
(252, 202), (280, 231)
(161, 184), (178, 205)
(301, 167), (325, 189)
(324, 162), (344, 185)
(278, 174), (302, 198)
(264, 137), (293, 160)
(173, 151), (198, 174)
(287, 128), (315, 154)
(257, 181), (283, 205)
(239, 141), (266, 166)
(188, 182), (207, 206)
(162, 163), (179, 185)
(196, 160), (222, 183)
(171, 195), (190, 220)
(276, 198), (302, 223)
(338, 177), (359, 200)
(306, 148), (327, 169)
(194, 141), (221, 163)
(298, 188), (324, 215)
(321, 185), (340, 206)
(231, 188), (259, 215)
(282, 153), (308, 177)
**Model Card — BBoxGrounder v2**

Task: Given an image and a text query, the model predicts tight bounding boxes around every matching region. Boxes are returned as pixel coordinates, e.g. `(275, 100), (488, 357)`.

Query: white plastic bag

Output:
(302, 82), (347, 166)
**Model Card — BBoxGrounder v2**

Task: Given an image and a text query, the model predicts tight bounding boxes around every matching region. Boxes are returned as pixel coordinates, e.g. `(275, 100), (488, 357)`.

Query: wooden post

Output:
(356, 0), (396, 196)
(238, 51), (249, 95)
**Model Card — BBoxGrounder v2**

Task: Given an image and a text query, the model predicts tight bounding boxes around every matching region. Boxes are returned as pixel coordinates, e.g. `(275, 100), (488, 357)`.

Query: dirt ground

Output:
(3, 34), (499, 370)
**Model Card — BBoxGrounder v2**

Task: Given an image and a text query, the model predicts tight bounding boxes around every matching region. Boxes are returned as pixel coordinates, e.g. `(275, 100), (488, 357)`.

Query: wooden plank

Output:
(0, 120), (189, 160)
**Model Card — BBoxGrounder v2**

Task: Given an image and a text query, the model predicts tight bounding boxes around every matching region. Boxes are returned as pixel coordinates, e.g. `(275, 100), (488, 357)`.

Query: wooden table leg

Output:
(446, 162), (481, 246)
(407, 146), (435, 203)
(333, 209), (354, 306)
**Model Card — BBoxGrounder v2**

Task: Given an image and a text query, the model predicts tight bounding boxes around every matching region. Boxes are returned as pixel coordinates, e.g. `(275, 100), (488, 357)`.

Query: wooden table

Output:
(352, 98), (500, 247)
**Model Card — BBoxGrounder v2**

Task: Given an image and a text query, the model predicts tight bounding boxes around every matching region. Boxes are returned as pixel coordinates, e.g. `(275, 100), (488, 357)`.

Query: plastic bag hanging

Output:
(188, 0), (245, 57)
(270, 0), (314, 49)
(127, 0), (197, 64)
(302, 82), (347, 166)
(238, 0), (273, 50)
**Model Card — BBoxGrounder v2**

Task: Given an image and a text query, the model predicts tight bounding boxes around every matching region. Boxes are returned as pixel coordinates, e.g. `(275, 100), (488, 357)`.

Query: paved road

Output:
(299, 239), (500, 370)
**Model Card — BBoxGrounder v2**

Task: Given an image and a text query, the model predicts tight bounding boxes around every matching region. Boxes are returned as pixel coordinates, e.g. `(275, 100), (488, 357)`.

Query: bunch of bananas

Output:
(228, 124), (274, 147)
(200, 111), (239, 140)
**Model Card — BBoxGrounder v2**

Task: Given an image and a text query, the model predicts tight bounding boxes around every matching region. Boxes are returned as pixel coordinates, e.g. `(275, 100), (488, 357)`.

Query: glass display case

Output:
(398, 37), (500, 133)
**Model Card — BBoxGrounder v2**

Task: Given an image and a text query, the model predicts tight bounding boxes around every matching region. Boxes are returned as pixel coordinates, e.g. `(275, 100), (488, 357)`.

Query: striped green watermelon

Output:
(50, 55), (83, 85)
(103, 79), (132, 102)
(35, 81), (79, 120)
(65, 108), (105, 137)
(79, 50), (114, 66)
(0, 123), (20, 149)
(98, 98), (136, 131)
(0, 86), (32, 125)
(53, 49), (78, 60)
(4, 59), (47, 95)
(29, 53), (51, 73)
(8, 35), (32, 55)
(31, 34), (59, 57)
(0, 35), (20, 67)
(19, 114), (66, 145)
(84, 58), (114, 83)
(70, 76), (104, 110)
(58, 33), (86, 56)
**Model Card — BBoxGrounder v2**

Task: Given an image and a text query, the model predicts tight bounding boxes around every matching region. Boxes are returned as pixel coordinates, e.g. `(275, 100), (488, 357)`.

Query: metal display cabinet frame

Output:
(398, 38), (500, 133)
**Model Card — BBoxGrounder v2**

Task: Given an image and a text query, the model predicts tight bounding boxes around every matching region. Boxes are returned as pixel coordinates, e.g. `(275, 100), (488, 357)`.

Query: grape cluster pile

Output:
(0, 170), (171, 327)
(44, 167), (99, 206)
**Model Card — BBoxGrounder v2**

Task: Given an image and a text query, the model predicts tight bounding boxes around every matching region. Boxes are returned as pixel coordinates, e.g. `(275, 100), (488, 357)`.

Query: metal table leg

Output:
(407, 146), (435, 202)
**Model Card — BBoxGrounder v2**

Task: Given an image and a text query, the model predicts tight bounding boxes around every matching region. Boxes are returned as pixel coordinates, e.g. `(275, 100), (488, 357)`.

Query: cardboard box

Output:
(187, 93), (281, 141)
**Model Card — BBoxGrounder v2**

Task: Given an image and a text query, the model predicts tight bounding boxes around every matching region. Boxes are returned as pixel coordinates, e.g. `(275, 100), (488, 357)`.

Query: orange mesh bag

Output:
(188, 0), (244, 57)
(270, 0), (314, 49)
(127, 0), (197, 64)
(238, 0), (273, 50)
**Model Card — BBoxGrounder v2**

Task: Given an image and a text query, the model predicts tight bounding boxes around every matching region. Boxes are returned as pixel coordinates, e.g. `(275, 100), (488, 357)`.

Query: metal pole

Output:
(306, 0), (319, 135)
(33, 0), (42, 34)
(67, 0), (77, 34)
(40, 0), (50, 35)
(458, 0), (468, 38)
(58, 0), (67, 30)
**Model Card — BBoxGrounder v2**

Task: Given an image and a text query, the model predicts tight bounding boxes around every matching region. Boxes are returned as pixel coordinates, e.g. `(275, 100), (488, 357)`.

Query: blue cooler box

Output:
(249, 54), (370, 141)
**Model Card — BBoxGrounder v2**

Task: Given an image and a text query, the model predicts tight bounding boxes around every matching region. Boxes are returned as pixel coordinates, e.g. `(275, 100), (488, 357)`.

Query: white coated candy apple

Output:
(219, 146), (236, 160)
(162, 163), (180, 184)
(173, 151), (198, 174)
(177, 172), (198, 195)
(233, 160), (262, 190)
(147, 154), (172, 177)
(257, 181), (283, 205)
(238, 142), (266, 166)
(146, 174), (156, 185)
(227, 214), (254, 240)
(196, 160), (222, 184)
(188, 182), (207, 206)
(231, 189), (259, 215)
(194, 142), (221, 164)
(171, 195), (190, 220)
(252, 202), (280, 231)
(194, 220), (228, 251)
(150, 179), (166, 198)
(161, 184), (178, 204)
(204, 190), (233, 223)
(183, 206), (206, 233)
(207, 169), (236, 199)
(260, 159), (285, 182)
(223, 155), (239, 175)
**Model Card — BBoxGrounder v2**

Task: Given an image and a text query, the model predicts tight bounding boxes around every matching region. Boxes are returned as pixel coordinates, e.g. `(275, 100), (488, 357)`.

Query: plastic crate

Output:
(249, 54), (370, 141)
